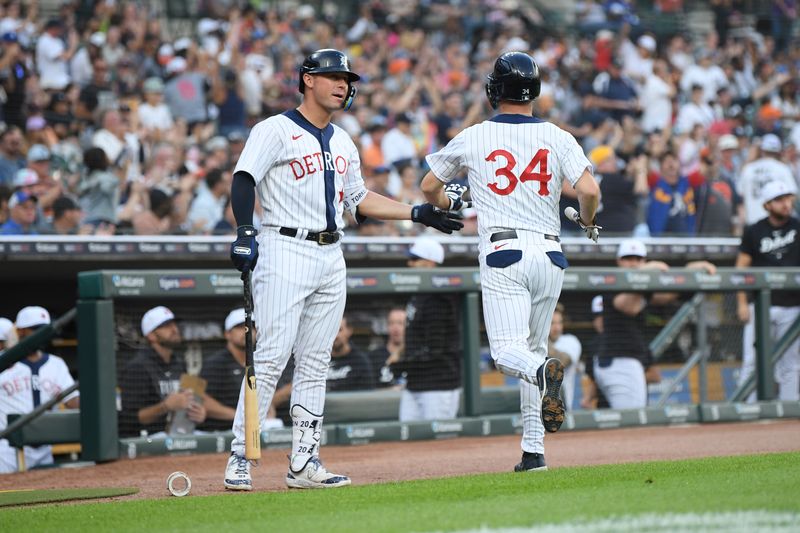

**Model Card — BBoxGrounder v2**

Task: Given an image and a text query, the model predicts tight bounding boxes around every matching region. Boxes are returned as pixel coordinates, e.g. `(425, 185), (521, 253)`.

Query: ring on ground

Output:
(167, 471), (191, 497)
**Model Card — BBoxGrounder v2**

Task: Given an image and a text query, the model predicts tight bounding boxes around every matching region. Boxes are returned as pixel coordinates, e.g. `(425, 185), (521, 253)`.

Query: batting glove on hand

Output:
(230, 225), (259, 272)
(444, 183), (472, 212)
(411, 204), (464, 234)
(576, 218), (602, 243)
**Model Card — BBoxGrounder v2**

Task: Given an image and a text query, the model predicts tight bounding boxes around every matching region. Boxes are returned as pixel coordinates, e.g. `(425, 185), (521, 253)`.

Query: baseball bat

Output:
(564, 206), (582, 227)
(241, 270), (261, 461)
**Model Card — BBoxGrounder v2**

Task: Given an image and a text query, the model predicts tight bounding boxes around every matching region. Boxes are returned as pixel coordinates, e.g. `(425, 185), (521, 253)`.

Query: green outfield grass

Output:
(2, 452), (799, 532)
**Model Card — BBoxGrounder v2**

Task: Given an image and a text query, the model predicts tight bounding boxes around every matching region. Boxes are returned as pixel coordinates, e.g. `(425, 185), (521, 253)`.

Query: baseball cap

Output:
(165, 56), (187, 75)
(174, 37), (192, 52)
(2, 31), (18, 43)
(141, 306), (176, 336)
(0, 317), (14, 341)
(143, 77), (165, 93)
(16, 306), (51, 329)
(227, 130), (246, 143)
(374, 165), (391, 174)
(89, 31), (106, 47)
(591, 295), (603, 314)
(718, 134), (739, 151)
(224, 308), (246, 331)
(761, 180), (797, 204)
(760, 134), (782, 153)
(12, 168), (39, 188)
(408, 237), (445, 264)
(28, 144), (51, 162)
(158, 43), (174, 58)
(8, 190), (37, 209)
(205, 136), (229, 153)
(588, 145), (614, 166)
(637, 34), (656, 52)
(616, 239), (647, 259)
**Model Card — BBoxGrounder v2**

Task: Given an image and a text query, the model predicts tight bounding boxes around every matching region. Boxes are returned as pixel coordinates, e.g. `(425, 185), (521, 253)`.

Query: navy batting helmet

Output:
(485, 52), (541, 109)
(298, 49), (361, 110)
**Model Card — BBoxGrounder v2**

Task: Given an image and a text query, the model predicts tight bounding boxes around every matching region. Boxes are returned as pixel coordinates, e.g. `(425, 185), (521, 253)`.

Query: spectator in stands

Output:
(692, 148), (737, 236)
(736, 180), (799, 402)
(186, 168), (229, 235)
(0, 184), (10, 225)
(200, 308), (291, 431)
(675, 84), (716, 135)
(595, 240), (715, 408)
(0, 32), (29, 131)
(34, 19), (77, 91)
(0, 190), (37, 235)
(163, 56), (209, 130)
(382, 112), (419, 169)
(38, 195), (84, 235)
(0, 126), (25, 186)
(92, 108), (141, 182)
(119, 306), (208, 437)
(591, 57), (639, 123)
(368, 307), (406, 389)
(679, 49), (728, 104)
(360, 115), (388, 172)
(390, 238), (462, 421)
(327, 316), (374, 392)
(137, 77), (174, 137)
(647, 151), (697, 235)
(639, 59), (675, 134)
(78, 147), (121, 229)
(0, 306), (79, 473)
(548, 304), (582, 412)
(736, 134), (797, 227)
(591, 145), (648, 235)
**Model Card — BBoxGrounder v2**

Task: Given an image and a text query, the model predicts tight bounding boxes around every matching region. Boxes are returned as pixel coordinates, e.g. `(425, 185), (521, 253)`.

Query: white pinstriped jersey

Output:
(426, 114), (592, 237)
(234, 110), (369, 232)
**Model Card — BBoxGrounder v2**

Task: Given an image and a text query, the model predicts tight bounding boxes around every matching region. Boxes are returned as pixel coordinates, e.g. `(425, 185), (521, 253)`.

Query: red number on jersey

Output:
(485, 148), (552, 196)
(485, 149), (517, 195)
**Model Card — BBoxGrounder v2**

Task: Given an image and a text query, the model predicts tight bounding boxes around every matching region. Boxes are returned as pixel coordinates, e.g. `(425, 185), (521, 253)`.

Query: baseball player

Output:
(420, 52), (600, 471)
(0, 306), (79, 473)
(736, 180), (799, 401)
(224, 48), (462, 491)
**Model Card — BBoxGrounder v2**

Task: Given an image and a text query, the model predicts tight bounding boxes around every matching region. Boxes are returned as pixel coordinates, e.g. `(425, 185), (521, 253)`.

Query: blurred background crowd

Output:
(0, 0), (798, 238)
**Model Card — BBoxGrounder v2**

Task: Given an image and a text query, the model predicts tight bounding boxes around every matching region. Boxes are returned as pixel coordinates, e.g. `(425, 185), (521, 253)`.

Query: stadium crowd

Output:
(0, 0), (798, 237)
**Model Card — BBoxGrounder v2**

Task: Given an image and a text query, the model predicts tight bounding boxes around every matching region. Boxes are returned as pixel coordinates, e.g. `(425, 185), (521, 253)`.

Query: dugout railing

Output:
(66, 267), (800, 464)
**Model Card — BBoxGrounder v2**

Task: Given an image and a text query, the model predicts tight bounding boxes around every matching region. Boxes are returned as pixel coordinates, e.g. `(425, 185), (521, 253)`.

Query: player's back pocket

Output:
(486, 249), (522, 268)
(545, 250), (569, 270)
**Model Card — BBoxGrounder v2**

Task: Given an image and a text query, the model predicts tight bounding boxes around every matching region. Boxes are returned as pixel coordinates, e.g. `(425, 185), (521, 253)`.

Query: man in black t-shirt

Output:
(327, 316), (374, 392)
(199, 308), (293, 431)
(119, 306), (207, 437)
(735, 181), (800, 401)
(589, 146), (648, 235)
(367, 307), (406, 388)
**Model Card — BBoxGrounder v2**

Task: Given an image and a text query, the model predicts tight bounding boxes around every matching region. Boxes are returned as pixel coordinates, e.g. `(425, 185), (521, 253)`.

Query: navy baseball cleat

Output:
(224, 452), (253, 491)
(514, 452), (548, 472)
(286, 457), (351, 489)
(537, 358), (565, 433)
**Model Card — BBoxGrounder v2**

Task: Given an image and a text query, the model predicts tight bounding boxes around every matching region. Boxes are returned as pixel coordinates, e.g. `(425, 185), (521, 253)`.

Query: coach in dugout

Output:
(199, 308), (292, 430)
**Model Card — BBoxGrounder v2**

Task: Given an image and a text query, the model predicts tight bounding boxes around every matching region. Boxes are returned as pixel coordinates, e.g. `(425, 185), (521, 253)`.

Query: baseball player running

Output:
(224, 49), (462, 491)
(420, 52), (600, 471)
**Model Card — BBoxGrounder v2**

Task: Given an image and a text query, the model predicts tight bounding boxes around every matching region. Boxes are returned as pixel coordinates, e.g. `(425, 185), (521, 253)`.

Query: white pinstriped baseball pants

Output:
(479, 231), (565, 454)
(230, 229), (346, 457)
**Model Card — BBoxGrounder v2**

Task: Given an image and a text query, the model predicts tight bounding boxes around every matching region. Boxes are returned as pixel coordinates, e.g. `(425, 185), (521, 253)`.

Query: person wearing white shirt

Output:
(679, 52), (728, 104)
(675, 84), (716, 135)
(35, 20), (76, 91)
(138, 78), (174, 133)
(640, 59), (675, 133)
(381, 112), (418, 168)
(547, 305), (582, 412)
(736, 134), (798, 225)
(186, 168), (229, 234)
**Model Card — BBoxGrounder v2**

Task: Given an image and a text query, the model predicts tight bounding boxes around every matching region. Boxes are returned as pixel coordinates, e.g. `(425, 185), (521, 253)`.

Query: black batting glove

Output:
(411, 204), (464, 234)
(444, 183), (472, 212)
(230, 225), (259, 272)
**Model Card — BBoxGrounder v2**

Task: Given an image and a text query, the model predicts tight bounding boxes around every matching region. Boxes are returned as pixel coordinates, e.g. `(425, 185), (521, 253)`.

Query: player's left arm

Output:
(420, 170), (449, 210)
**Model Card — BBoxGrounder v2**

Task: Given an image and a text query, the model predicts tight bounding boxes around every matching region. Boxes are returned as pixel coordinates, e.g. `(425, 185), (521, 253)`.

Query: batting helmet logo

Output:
(485, 52), (541, 109)
(298, 49), (361, 110)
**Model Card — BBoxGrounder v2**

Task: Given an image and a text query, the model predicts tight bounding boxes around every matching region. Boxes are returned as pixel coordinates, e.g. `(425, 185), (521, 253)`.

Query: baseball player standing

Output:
(421, 52), (600, 472)
(224, 49), (462, 491)
(736, 180), (799, 401)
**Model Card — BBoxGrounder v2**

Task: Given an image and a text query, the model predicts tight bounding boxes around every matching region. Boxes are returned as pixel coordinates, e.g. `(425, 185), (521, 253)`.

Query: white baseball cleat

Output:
(224, 453), (253, 491)
(285, 457), (351, 489)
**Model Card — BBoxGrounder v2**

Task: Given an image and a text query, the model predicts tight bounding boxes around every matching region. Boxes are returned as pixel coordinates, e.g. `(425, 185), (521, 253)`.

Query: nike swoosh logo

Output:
(292, 134), (303, 140)
(494, 243), (509, 250)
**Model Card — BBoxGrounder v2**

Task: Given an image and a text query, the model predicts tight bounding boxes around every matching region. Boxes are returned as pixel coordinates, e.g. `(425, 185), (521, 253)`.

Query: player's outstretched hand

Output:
(444, 183), (472, 212)
(230, 225), (259, 272)
(411, 204), (464, 234)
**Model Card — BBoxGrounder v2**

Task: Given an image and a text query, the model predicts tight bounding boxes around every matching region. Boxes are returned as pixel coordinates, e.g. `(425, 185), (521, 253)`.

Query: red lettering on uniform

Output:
(485, 148), (552, 196)
(290, 160), (305, 180)
(313, 152), (323, 170)
(2, 382), (13, 395)
(335, 156), (348, 174)
(339, 190), (344, 202)
(303, 154), (317, 174)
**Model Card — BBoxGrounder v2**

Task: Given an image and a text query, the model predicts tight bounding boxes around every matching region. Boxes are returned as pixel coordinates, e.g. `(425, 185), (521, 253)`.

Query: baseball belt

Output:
(279, 227), (341, 245)
(490, 230), (559, 243)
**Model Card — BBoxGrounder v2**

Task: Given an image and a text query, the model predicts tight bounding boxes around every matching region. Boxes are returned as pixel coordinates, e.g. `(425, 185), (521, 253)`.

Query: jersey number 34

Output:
(485, 148), (551, 196)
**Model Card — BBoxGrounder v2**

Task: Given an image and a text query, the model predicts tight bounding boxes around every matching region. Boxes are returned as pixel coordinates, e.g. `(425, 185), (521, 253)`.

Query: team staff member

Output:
(0, 306), (79, 473)
(225, 49), (462, 491)
(368, 307), (406, 388)
(596, 240), (715, 408)
(390, 237), (462, 421)
(327, 315), (374, 392)
(200, 308), (292, 431)
(421, 51), (600, 472)
(736, 181), (799, 401)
